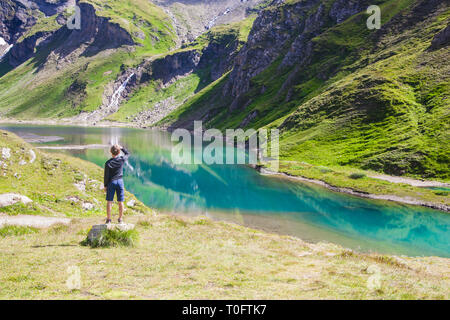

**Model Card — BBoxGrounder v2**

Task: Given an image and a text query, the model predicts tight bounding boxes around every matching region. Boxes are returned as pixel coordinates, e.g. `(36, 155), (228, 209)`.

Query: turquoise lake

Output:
(2, 124), (449, 258)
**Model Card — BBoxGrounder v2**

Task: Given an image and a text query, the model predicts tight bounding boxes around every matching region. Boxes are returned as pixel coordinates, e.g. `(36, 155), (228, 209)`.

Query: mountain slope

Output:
(0, 129), (150, 217)
(0, 0), (177, 119)
(0, 0), (448, 180)
(159, 0), (450, 179)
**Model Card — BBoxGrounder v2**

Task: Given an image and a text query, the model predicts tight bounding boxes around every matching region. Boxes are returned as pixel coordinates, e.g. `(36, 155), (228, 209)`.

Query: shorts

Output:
(106, 179), (125, 202)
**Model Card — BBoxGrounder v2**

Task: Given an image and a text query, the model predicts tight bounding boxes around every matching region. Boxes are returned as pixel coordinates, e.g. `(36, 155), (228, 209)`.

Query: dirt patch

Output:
(0, 215), (71, 229)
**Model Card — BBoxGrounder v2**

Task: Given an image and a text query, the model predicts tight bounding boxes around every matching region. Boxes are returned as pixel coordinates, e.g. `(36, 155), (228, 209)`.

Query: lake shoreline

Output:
(258, 168), (450, 213)
(1, 118), (449, 212)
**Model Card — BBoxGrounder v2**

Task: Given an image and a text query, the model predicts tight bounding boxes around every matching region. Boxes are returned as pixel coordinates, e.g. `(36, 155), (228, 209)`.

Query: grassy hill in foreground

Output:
(0, 131), (449, 300)
(0, 129), (150, 217)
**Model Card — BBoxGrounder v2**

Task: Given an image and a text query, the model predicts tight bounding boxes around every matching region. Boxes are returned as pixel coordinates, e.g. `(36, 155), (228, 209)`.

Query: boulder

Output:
(0, 193), (32, 208)
(87, 223), (135, 242)
(2, 147), (11, 159)
(431, 25), (450, 49)
(82, 202), (94, 211)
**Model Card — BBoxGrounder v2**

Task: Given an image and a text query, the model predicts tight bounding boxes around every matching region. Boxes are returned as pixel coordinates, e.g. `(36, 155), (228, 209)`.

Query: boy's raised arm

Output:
(121, 146), (130, 161)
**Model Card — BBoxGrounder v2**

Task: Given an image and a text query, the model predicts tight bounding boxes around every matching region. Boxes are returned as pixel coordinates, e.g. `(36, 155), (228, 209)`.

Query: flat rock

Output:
(87, 223), (135, 242)
(0, 215), (71, 228)
(0, 193), (32, 208)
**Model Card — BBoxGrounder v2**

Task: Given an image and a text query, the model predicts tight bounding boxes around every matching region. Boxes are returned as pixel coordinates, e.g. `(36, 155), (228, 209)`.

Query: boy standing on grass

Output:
(104, 144), (130, 224)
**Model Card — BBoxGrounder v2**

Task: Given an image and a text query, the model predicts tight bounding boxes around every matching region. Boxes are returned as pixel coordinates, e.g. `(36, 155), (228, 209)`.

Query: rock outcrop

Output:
(431, 25), (450, 49)
(87, 223), (135, 243)
(0, 193), (32, 207)
(4, 1), (134, 67)
(94, 25), (245, 126)
(153, 0), (268, 44)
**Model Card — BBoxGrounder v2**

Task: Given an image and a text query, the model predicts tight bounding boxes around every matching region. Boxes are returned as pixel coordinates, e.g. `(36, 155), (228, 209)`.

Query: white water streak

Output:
(108, 73), (135, 110)
(0, 36), (13, 61)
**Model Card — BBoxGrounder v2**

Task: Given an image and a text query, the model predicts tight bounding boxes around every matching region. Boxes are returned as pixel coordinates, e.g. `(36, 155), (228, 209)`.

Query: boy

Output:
(104, 144), (130, 224)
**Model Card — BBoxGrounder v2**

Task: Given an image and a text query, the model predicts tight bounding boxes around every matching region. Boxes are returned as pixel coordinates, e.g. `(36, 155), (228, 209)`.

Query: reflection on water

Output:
(2, 124), (449, 257)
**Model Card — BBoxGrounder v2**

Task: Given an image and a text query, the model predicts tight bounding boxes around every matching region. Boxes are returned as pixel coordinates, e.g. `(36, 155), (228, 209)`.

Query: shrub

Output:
(81, 228), (139, 248)
(47, 224), (69, 234)
(349, 172), (366, 179)
(317, 166), (333, 173)
(137, 219), (152, 228)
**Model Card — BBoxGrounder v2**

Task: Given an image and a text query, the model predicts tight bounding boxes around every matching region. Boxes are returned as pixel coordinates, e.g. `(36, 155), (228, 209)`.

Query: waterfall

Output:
(108, 73), (135, 110)
(0, 37), (13, 61)
(109, 136), (119, 146)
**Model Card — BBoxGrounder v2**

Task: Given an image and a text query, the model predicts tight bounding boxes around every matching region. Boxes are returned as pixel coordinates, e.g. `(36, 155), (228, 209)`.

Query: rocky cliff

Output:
(153, 0), (267, 44)
(4, 1), (134, 67)
(160, 0), (449, 179)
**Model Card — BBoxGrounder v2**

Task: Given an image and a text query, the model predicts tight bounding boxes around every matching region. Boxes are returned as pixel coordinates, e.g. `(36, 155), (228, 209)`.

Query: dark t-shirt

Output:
(104, 148), (130, 187)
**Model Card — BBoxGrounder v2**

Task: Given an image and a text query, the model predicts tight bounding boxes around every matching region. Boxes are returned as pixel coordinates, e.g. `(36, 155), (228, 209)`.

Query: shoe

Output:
(105, 219), (112, 224)
(118, 218), (124, 224)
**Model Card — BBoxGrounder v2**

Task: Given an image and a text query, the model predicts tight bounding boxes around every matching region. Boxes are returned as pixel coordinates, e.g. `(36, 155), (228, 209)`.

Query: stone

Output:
(74, 182), (86, 192)
(431, 25), (450, 49)
(0, 193), (32, 208)
(2, 147), (11, 159)
(87, 223), (135, 242)
(29, 149), (36, 163)
(126, 199), (136, 207)
(82, 202), (95, 210)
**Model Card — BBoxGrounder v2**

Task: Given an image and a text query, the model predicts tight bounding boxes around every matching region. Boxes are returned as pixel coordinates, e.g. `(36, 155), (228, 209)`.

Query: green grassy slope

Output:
(0, 130), (151, 217)
(161, 0), (449, 179)
(0, 0), (177, 119)
(106, 16), (256, 123)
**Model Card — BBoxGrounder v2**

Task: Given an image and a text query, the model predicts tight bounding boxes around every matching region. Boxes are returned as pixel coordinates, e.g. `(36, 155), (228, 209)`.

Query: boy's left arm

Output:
(104, 163), (110, 189)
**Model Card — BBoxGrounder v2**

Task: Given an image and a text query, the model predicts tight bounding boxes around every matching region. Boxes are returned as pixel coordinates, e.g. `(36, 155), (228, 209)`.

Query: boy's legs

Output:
(118, 202), (124, 220)
(105, 181), (116, 221)
(106, 201), (113, 220)
(117, 179), (125, 222)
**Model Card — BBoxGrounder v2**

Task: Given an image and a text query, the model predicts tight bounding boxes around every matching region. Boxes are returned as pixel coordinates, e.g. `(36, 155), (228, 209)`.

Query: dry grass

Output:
(0, 213), (448, 300)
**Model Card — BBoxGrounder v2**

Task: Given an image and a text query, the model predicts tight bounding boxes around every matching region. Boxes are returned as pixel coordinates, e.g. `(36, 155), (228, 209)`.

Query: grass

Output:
(0, 214), (448, 299)
(0, 130), (152, 217)
(81, 0), (176, 55)
(0, 225), (38, 237)
(81, 228), (139, 248)
(349, 173), (367, 180)
(0, 127), (448, 299)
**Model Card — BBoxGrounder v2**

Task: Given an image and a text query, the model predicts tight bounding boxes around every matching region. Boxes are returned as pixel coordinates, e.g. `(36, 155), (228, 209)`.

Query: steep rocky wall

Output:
(5, 1), (134, 66)
(223, 0), (371, 111)
(153, 0), (267, 44)
(0, 0), (36, 43)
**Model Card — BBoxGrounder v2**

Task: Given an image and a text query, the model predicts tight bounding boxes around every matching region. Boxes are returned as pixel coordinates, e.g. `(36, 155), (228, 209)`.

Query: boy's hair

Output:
(110, 145), (121, 156)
